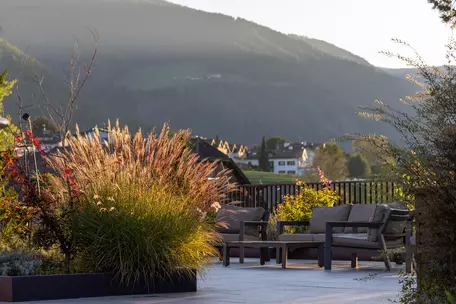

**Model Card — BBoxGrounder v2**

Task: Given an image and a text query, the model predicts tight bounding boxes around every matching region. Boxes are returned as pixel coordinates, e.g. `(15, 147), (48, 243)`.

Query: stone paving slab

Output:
(8, 259), (406, 304)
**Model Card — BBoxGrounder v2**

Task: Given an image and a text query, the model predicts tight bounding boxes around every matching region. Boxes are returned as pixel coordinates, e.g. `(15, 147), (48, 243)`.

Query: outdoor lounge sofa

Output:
(215, 204), (270, 262)
(278, 204), (411, 270)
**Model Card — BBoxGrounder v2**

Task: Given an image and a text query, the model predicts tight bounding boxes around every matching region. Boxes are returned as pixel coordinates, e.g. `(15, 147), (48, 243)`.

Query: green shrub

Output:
(0, 250), (66, 276)
(0, 251), (42, 276)
(274, 182), (338, 233)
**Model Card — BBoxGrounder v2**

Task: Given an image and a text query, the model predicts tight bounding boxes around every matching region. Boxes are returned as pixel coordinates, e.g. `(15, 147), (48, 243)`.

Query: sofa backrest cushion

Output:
(367, 204), (389, 242)
(382, 208), (409, 240)
(382, 220), (407, 239)
(344, 204), (378, 233)
(309, 204), (352, 234)
(216, 204), (265, 236)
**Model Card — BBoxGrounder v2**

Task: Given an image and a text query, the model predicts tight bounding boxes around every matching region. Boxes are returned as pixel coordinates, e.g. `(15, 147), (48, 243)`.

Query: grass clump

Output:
(46, 121), (232, 284)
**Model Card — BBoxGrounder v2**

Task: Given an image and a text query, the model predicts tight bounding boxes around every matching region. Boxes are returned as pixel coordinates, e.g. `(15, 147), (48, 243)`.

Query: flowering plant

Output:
(272, 168), (338, 235)
(1, 128), (82, 272)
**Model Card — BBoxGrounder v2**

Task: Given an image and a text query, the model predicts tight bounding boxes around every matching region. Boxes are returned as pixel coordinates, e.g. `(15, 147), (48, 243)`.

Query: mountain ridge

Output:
(0, 0), (416, 144)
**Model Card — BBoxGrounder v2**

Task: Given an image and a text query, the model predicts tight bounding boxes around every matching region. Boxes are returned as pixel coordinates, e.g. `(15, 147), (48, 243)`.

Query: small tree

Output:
(347, 154), (371, 179)
(0, 70), (18, 151)
(354, 39), (456, 301)
(32, 116), (58, 132)
(428, 0), (456, 25)
(352, 137), (396, 178)
(30, 31), (98, 144)
(0, 70), (25, 249)
(258, 136), (269, 172)
(0, 35), (98, 271)
(266, 136), (286, 150)
(0, 70), (15, 102)
(312, 143), (348, 180)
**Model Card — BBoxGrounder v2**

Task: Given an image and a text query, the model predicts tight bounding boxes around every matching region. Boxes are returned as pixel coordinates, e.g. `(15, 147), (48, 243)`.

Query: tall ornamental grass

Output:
(47, 122), (233, 285)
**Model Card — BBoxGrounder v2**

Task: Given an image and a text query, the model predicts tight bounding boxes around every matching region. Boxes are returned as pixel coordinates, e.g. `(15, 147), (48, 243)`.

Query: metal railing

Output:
(227, 181), (396, 211)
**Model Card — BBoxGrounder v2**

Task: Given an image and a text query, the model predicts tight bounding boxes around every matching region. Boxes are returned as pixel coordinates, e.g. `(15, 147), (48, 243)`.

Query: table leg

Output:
(260, 247), (266, 265)
(282, 245), (288, 269)
(239, 244), (244, 264)
(325, 226), (332, 270)
(223, 245), (230, 267)
(405, 222), (413, 274)
(317, 244), (324, 267)
(351, 253), (358, 269)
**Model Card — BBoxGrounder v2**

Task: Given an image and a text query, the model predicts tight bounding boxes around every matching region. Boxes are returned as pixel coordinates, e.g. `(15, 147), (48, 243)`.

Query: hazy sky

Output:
(168, 0), (454, 68)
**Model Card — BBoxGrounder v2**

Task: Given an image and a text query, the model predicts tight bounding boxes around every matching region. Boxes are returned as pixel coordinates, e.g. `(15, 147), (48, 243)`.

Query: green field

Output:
(243, 170), (312, 184)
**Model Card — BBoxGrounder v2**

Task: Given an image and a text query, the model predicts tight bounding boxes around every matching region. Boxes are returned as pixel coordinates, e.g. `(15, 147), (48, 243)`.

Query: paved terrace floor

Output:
(19, 259), (405, 304)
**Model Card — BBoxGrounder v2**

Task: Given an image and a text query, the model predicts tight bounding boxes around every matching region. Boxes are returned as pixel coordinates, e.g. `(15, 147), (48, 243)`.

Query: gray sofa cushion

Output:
(309, 205), (352, 234)
(344, 204), (378, 233)
(279, 233), (354, 242)
(278, 233), (314, 242)
(219, 233), (261, 242)
(383, 218), (407, 239)
(367, 204), (389, 242)
(216, 205), (265, 236)
(314, 233), (349, 242)
(332, 234), (403, 249)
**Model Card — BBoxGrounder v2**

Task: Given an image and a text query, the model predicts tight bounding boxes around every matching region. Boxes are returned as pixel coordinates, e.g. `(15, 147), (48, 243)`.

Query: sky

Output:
(168, 0), (454, 68)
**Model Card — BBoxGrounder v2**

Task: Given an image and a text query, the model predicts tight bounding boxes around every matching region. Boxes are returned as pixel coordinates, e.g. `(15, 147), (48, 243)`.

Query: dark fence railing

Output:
(226, 181), (396, 211)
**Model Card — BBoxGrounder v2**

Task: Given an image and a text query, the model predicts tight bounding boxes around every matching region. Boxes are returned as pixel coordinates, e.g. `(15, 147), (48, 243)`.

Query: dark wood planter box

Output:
(0, 271), (196, 302)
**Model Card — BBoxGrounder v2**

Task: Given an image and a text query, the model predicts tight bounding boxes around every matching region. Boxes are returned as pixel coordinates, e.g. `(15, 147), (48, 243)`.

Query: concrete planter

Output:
(0, 271), (196, 302)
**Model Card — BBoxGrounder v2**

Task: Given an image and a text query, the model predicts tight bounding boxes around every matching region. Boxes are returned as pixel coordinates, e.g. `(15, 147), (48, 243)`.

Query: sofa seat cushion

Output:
(333, 236), (380, 249)
(216, 205), (265, 236)
(309, 205), (352, 234)
(344, 204), (378, 233)
(219, 233), (261, 243)
(314, 233), (350, 242)
(278, 233), (314, 242)
(332, 234), (404, 249)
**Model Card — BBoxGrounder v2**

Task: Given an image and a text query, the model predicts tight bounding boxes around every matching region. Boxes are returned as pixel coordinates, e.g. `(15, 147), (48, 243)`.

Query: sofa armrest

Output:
(277, 220), (310, 235)
(240, 221), (269, 241)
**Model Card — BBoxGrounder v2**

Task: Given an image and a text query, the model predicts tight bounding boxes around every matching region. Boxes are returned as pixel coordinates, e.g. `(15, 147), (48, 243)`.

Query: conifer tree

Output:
(259, 137), (270, 172)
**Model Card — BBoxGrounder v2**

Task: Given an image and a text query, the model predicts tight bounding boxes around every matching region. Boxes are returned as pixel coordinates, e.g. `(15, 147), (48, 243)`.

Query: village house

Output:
(237, 142), (319, 174)
(203, 136), (320, 175)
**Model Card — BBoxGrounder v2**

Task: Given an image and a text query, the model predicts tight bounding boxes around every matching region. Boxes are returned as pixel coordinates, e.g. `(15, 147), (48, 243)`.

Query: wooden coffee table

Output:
(223, 241), (324, 269)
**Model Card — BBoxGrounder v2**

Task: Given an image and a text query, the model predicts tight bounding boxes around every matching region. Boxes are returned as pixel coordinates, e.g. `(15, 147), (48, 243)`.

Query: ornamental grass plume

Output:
(47, 121), (234, 214)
